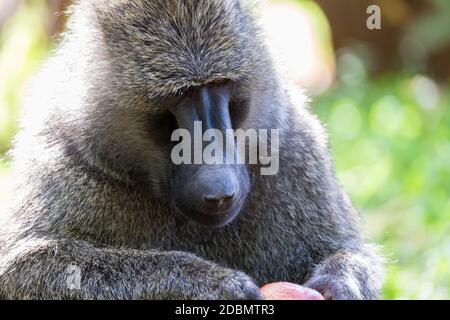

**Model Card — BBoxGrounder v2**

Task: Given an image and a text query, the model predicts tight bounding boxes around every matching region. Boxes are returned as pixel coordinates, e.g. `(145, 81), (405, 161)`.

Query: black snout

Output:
(170, 163), (249, 227)
(196, 167), (239, 214)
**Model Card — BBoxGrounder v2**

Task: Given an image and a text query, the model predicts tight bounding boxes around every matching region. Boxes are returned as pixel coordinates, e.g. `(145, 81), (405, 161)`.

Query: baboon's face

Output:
(165, 81), (250, 227)
(94, 0), (259, 227)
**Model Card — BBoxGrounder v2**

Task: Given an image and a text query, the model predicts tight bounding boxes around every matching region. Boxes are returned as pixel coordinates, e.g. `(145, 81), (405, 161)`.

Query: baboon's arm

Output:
(304, 245), (384, 300)
(0, 237), (261, 300)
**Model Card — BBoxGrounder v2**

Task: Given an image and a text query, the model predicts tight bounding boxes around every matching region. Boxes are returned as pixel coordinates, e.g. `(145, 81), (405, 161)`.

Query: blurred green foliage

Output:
(0, 0), (50, 155)
(0, 0), (449, 300)
(315, 72), (450, 299)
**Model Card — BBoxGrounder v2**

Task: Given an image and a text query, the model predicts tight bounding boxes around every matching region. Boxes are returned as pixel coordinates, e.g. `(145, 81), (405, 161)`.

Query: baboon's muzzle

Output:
(168, 81), (250, 227)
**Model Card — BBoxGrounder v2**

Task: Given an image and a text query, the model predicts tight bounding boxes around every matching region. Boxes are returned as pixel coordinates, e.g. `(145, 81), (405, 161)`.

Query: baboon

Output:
(0, 0), (383, 299)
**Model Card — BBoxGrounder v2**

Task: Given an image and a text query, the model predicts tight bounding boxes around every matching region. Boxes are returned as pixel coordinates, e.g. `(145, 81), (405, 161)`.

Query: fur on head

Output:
(72, 0), (264, 98)
(54, 0), (271, 201)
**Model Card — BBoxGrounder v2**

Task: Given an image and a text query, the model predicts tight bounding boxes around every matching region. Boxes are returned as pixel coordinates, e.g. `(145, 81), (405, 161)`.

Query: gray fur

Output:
(0, 0), (383, 299)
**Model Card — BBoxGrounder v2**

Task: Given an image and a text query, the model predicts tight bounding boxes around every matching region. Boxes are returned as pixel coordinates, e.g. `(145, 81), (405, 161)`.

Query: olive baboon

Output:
(0, 0), (383, 299)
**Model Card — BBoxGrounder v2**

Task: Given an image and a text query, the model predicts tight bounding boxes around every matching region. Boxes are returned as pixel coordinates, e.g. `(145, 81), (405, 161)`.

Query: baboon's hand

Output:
(304, 274), (362, 300)
(303, 247), (383, 300)
(194, 269), (262, 300)
(220, 270), (262, 300)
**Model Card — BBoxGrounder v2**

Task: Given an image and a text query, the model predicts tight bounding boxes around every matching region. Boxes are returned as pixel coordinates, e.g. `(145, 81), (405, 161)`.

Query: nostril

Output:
(203, 192), (235, 210)
(223, 192), (235, 201)
(204, 193), (235, 202)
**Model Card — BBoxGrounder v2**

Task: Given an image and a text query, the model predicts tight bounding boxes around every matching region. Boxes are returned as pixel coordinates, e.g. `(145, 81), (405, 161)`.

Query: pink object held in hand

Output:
(260, 282), (325, 300)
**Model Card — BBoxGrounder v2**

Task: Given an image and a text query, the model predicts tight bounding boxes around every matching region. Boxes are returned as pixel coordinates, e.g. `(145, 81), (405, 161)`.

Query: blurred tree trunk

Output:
(315, 0), (426, 69)
(315, 0), (450, 80)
